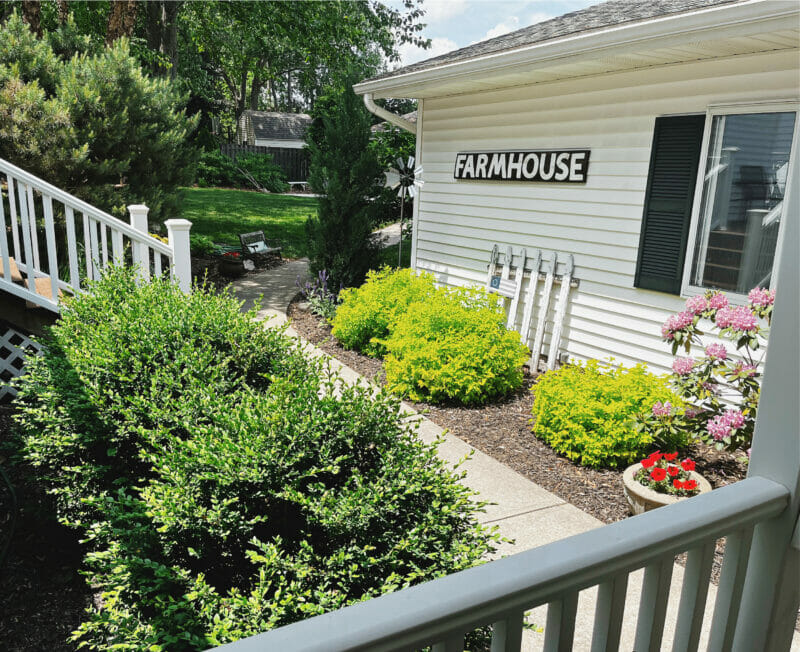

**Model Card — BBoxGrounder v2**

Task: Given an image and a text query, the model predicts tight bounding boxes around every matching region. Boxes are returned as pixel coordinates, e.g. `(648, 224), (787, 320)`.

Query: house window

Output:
(686, 108), (797, 295)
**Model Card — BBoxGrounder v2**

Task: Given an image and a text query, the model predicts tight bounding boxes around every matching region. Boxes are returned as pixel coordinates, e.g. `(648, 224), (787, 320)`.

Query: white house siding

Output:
(413, 49), (798, 374)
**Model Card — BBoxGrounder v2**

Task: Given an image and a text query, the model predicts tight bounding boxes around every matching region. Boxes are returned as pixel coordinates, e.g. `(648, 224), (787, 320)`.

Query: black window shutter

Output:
(634, 115), (705, 294)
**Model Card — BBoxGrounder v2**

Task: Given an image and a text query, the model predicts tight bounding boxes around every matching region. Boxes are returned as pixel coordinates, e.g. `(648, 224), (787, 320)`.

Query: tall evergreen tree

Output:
(305, 78), (383, 289)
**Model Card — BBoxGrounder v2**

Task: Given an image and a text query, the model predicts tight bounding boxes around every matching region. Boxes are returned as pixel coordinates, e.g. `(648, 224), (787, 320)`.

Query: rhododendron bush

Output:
(638, 287), (774, 454)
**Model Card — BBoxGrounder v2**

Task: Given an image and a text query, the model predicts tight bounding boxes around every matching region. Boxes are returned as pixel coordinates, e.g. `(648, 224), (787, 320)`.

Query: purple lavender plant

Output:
(297, 270), (340, 321)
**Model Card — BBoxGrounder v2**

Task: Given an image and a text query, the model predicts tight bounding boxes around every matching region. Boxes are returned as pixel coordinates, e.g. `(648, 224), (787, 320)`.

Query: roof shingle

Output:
(245, 111), (311, 140)
(364, 0), (742, 84)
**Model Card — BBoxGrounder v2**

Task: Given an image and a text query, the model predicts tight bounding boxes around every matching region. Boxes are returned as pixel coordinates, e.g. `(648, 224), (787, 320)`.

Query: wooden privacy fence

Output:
(220, 144), (310, 182)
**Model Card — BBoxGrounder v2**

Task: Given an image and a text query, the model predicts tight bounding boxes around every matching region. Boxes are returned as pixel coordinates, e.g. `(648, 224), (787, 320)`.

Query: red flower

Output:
(650, 468), (667, 482)
(673, 479), (683, 489)
(641, 458), (656, 469)
(664, 452), (679, 461)
(648, 451), (663, 461)
(682, 479), (698, 491)
(667, 465), (680, 477)
(681, 459), (696, 472)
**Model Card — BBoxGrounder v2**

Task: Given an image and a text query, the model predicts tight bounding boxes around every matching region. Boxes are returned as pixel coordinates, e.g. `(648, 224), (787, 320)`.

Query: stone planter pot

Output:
(219, 258), (244, 278)
(622, 463), (712, 515)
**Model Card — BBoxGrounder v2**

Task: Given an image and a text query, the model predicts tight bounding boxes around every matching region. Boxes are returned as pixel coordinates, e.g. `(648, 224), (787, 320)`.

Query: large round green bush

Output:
(331, 266), (437, 357)
(13, 268), (497, 650)
(530, 360), (686, 468)
(383, 287), (530, 405)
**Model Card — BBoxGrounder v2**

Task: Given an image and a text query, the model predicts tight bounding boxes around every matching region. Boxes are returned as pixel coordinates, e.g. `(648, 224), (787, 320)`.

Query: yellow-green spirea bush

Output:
(331, 266), (437, 357)
(384, 287), (530, 405)
(530, 360), (686, 468)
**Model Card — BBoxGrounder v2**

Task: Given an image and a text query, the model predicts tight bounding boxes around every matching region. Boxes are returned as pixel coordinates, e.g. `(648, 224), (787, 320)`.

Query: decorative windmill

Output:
(385, 156), (423, 266)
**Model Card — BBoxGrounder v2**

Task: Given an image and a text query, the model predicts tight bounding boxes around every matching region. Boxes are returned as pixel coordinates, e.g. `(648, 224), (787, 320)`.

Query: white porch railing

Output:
(0, 157), (191, 312)
(212, 477), (789, 652)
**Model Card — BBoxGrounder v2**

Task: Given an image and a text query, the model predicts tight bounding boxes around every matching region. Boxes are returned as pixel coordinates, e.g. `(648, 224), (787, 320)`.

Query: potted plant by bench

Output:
(622, 451), (711, 515)
(219, 250), (245, 277)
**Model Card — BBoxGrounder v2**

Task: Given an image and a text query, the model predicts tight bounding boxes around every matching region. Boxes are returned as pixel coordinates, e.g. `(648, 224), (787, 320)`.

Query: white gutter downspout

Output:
(362, 93), (416, 134)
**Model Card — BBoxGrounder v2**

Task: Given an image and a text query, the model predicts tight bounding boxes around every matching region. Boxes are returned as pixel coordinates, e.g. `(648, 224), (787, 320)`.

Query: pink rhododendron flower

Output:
(685, 295), (707, 315)
(661, 311), (694, 339)
(672, 357), (696, 375)
(684, 407), (701, 419)
(722, 409), (745, 429)
(707, 415), (731, 441)
(708, 292), (729, 310)
(715, 306), (758, 332)
(705, 343), (727, 360)
(707, 409), (746, 441)
(748, 287), (775, 307)
(652, 401), (672, 417)
(731, 362), (757, 377)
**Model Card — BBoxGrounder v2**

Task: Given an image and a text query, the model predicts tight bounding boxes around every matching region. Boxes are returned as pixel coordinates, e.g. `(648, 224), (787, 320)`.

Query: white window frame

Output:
(681, 100), (800, 303)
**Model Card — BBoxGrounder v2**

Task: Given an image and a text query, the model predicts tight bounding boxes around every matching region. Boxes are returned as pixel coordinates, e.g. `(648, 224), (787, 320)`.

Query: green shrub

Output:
(16, 269), (310, 524)
(14, 267), (497, 650)
(189, 233), (217, 256)
(195, 150), (241, 188)
(195, 150), (289, 193)
(530, 360), (686, 468)
(237, 153), (289, 193)
(331, 267), (437, 357)
(383, 287), (530, 405)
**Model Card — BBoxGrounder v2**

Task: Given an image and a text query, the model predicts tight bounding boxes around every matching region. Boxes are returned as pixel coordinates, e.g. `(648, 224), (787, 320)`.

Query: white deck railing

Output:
(0, 157), (191, 312)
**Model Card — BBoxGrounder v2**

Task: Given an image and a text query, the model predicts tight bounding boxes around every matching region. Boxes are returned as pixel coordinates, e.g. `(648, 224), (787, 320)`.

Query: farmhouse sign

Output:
(454, 150), (590, 183)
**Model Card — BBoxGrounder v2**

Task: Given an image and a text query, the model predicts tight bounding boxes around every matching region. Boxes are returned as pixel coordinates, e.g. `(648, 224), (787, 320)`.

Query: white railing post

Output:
(734, 138), (800, 650)
(128, 204), (150, 282)
(165, 218), (192, 294)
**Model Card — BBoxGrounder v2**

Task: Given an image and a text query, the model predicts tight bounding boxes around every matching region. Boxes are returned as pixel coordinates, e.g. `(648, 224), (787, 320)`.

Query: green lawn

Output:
(377, 237), (412, 269)
(180, 187), (318, 258)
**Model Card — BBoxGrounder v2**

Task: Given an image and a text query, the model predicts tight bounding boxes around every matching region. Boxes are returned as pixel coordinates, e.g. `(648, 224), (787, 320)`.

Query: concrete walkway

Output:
(374, 222), (401, 246)
(232, 260), (798, 651)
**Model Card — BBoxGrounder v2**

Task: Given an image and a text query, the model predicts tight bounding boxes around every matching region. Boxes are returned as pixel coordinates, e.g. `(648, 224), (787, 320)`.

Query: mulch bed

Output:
(287, 298), (750, 585)
(0, 406), (92, 651)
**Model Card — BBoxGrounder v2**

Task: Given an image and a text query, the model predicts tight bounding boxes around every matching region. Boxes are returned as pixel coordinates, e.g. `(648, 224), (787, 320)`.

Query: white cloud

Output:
(423, 0), (470, 24)
(474, 16), (520, 43)
(529, 11), (555, 25)
(396, 36), (459, 67)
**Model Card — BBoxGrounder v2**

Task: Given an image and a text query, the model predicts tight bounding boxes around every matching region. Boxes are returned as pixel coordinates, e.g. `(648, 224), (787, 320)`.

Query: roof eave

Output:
(354, 0), (798, 98)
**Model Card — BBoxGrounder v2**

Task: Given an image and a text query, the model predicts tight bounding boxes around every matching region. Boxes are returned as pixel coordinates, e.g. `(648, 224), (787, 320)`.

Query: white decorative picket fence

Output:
(485, 244), (576, 372)
(0, 157), (192, 314)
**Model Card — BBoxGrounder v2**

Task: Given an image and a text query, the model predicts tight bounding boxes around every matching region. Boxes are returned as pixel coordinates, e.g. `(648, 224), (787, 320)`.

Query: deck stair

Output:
(0, 157), (192, 316)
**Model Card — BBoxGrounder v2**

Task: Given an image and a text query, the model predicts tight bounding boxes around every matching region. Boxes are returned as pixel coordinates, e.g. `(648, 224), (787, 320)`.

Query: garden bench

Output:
(239, 230), (282, 263)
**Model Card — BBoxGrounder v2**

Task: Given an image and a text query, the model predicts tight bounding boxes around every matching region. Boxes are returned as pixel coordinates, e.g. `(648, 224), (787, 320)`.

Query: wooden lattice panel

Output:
(0, 324), (42, 401)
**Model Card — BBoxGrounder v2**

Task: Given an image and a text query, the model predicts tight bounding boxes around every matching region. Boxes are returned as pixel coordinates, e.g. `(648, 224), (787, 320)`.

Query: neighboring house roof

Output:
(363, 0), (743, 84)
(244, 111), (311, 141)
(371, 110), (418, 133)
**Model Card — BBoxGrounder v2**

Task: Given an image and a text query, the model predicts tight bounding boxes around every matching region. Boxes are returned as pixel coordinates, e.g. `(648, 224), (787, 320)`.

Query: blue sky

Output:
(388, 0), (605, 67)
